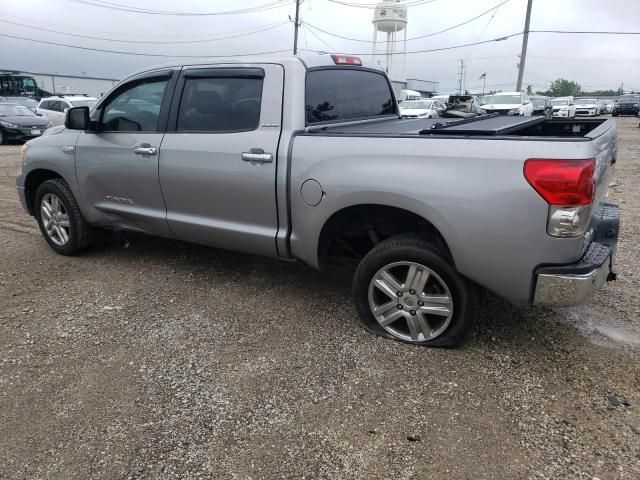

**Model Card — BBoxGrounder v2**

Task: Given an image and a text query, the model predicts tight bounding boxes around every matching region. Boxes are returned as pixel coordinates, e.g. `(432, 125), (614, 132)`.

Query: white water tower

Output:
(372, 0), (408, 80)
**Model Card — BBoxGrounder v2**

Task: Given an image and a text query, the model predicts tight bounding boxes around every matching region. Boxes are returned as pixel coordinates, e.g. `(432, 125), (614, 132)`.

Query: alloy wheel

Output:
(40, 193), (70, 246)
(368, 261), (454, 342)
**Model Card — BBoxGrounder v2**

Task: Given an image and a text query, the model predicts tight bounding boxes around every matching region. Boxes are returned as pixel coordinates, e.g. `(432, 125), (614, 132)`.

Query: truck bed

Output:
(306, 115), (610, 140)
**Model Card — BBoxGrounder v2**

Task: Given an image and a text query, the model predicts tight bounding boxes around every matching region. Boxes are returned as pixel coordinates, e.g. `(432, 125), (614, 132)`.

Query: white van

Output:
(36, 95), (98, 126)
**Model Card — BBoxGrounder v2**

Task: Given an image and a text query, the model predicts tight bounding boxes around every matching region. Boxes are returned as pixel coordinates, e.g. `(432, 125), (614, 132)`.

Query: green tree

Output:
(549, 79), (582, 97)
(526, 84), (533, 95)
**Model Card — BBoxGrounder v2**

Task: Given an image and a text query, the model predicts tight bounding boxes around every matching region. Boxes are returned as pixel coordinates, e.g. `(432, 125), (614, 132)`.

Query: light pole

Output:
(516, 0), (533, 91)
(293, 0), (301, 55)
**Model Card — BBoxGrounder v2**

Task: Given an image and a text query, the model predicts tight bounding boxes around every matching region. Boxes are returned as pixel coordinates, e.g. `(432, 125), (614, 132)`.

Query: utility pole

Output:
(457, 59), (464, 94)
(293, 0), (301, 55)
(516, 0), (533, 91)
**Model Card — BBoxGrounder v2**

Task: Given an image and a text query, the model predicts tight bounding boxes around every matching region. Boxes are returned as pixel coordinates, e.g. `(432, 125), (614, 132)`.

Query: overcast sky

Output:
(1, 0), (639, 94)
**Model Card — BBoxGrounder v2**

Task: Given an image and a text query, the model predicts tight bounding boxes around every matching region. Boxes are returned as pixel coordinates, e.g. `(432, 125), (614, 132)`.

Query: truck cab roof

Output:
(121, 54), (380, 82)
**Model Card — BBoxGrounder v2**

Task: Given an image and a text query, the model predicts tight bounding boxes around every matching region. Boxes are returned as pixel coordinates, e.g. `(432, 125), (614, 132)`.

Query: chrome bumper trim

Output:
(533, 259), (610, 307)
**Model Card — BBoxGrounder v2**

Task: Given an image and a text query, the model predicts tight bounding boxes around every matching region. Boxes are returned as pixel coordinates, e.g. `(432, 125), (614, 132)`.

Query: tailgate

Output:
(587, 119), (617, 204)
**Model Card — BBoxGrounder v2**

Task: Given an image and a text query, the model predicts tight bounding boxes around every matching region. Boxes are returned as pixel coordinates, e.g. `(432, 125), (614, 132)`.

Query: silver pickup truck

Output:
(16, 54), (620, 347)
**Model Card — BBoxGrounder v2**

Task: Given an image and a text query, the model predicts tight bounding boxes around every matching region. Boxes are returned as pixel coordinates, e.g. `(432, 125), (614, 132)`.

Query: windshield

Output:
(551, 99), (568, 106)
(402, 101), (432, 110)
(619, 95), (639, 102)
(70, 99), (97, 109)
(531, 98), (546, 107)
(0, 104), (37, 117)
(575, 99), (595, 105)
(483, 94), (521, 104)
(5, 97), (38, 108)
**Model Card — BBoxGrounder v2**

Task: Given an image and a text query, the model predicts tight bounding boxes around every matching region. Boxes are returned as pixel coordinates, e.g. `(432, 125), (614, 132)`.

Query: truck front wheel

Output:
(353, 235), (476, 347)
(34, 179), (92, 255)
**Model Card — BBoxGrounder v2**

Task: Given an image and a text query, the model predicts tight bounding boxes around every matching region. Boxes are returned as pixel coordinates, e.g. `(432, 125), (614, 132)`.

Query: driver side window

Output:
(101, 78), (168, 132)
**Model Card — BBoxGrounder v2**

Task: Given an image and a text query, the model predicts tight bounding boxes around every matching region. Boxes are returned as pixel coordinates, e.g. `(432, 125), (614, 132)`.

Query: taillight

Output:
(331, 55), (362, 66)
(524, 159), (595, 206)
(524, 159), (596, 237)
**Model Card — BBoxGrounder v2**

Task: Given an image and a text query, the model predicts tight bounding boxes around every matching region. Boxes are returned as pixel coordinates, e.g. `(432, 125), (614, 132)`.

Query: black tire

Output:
(34, 178), (91, 255)
(353, 235), (478, 347)
(612, 112), (618, 117)
(0, 129), (6, 145)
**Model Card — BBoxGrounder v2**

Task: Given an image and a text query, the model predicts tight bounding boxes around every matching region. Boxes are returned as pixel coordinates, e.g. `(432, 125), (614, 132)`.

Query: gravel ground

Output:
(1, 117), (639, 479)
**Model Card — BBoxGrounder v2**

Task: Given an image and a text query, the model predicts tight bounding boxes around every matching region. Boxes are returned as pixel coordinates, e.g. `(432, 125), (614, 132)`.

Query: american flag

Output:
(478, 73), (486, 80)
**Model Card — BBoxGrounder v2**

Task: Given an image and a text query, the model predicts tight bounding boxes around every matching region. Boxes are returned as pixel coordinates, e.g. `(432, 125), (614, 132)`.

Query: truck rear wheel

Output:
(34, 179), (91, 255)
(353, 235), (476, 347)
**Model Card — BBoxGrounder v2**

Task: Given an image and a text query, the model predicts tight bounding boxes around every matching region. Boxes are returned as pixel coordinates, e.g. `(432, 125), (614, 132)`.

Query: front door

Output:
(75, 71), (175, 235)
(159, 64), (284, 258)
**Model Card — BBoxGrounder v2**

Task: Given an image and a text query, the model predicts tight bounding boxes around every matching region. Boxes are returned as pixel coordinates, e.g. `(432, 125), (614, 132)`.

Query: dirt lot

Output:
(1, 117), (639, 479)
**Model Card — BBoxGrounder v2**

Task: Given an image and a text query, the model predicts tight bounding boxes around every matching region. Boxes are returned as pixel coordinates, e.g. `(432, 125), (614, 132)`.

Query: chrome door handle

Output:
(134, 143), (158, 156)
(242, 149), (272, 164)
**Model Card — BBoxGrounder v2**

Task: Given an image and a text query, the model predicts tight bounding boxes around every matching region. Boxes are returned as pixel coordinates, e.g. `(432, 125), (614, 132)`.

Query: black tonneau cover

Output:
(305, 114), (607, 139)
(306, 114), (542, 135)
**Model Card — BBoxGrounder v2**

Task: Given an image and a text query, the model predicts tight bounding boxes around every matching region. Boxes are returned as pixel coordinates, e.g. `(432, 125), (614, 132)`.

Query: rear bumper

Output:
(613, 107), (639, 115)
(533, 203), (620, 307)
(533, 242), (613, 306)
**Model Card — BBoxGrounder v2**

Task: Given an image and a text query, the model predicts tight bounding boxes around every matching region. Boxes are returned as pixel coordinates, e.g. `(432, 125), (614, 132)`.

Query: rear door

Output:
(75, 69), (177, 235)
(159, 64), (283, 257)
(48, 101), (67, 126)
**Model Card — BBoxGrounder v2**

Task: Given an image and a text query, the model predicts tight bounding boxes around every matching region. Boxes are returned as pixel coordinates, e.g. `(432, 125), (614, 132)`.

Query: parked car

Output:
(399, 99), (443, 118)
(480, 92), (534, 116)
(36, 95), (98, 126)
(530, 95), (553, 118)
(603, 100), (614, 114)
(575, 98), (600, 117)
(442, 94), (483, 118)
(430, 95), (450, 106)
(551, 97), (576, 118)
(397, 89), (422, 103)
(612, 94), (640, 116)
(17, 54), (619, 347)
(596, 100), (607, 115)
(0, 103), (52, 144)
(2, 96), (40, 112)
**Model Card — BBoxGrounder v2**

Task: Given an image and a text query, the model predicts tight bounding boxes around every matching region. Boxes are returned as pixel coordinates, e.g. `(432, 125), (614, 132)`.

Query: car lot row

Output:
(1, 90), (638, 143)
(397, 92), (640, 119)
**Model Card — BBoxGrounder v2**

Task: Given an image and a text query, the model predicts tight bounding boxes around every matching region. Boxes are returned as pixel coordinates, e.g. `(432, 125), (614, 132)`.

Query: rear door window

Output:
(305, 68), (396, 125)
(50, 101), (65, 112)
(176, 76), (263, 132)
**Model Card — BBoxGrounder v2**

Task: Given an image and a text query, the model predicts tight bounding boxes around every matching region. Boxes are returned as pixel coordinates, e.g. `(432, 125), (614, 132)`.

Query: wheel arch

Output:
(315, 202), (461, 270)
(24, 168), (64, 215)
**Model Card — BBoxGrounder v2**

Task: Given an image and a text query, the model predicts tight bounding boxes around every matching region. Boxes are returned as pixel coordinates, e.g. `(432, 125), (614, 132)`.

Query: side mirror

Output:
(65, 106), (90, 130)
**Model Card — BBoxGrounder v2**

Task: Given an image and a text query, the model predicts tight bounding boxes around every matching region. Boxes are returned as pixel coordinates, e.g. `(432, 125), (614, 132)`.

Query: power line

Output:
(409, 54), (518, 64)
(302, 23), (338, 52)
(65, 0), (294, 16)
(327, 0), (435, 8)
(524, 71), (553, 83)
(0, 18), (290, 44)
(0, 12), (273, 39)
(301, 32), (523, 56)
(528, 54), (639, 63)
(303, 0), (512, 44)
(0, 32), (292, 58)
(530, 29), (640, 35)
